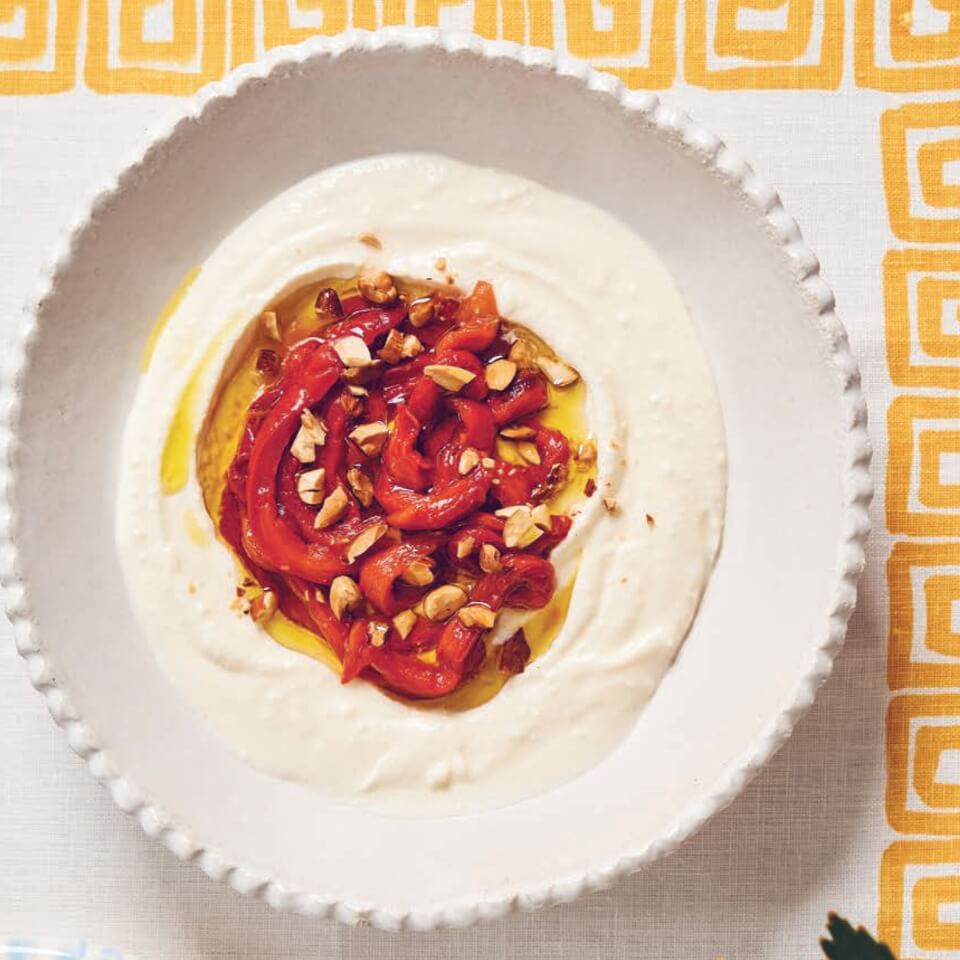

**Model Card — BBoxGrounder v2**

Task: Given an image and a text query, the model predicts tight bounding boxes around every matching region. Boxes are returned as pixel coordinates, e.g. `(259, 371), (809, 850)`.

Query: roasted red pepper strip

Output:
(489, 369), (549, 425)
(377, 464), (494, 531)
(381, 406), (431, 491)
(359, 533), (443, 616)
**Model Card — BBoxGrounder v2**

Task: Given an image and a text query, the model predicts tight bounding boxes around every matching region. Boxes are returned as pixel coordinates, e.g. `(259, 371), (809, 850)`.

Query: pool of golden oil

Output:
(163, 275), (596, 709)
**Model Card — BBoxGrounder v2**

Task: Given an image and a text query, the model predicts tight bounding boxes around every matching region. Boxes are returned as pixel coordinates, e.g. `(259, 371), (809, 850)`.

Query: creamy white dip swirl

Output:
(116, 154), (726, 817)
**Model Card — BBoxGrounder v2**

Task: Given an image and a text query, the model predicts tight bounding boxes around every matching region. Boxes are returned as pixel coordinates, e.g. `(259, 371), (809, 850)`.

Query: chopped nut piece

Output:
(346, 384), (368, 397)
(349, 421), (389, 456)
(531, 504), (552, 530)
(340, 392), (364, 418)
(358, 271), (398, 305)
(296, 466), (327, 505)
(495, 504), (528, 518)
(346, 466), (374, 508)
(358, 231), (382, 250)
(250, 589), (278, 623)
(340, 360), (382, 386)
(401, 334), (423, 358)
(377, 328), (405, 365)
(400, 559), (435, 587)
(576, 439), (598, 463)
(479, 543), (502, 573)
(315, 586), (326, 605)
(458, 447), (480, 476)
(456, 535), (476, 559)
(422, 584), (469, 621)
(330, 575), (362, 620)
(261, 310), (280, 342)
(333, 335), (372, 368)
(503, 505), (544, 549)
(315, 288), (344, 319)
(485, 358), (517, 391)
(368, 621), (388, 647)
(508, 339), (537, 369)
(584, 477), (597, 497)
(408, 297), (436, 328)
(435, 256), (447, 272)
(603, 496), (619, 514)
(499, 630), (531, 675)
(458, 604), (497, 629)
(500, 425), (536, 440)
(392, 609), (417, 640)
(517, 441), (541, 465)
(424, 364), (476, 392)
(481, 457), (496, 468)
(290, 409), (327, 464)
(314, 486), (349, 530)
(532, 462), (568, 500)
(537, 356), (580, 387)
(645, 513), (656, 528)
(345, 522), (387, 563)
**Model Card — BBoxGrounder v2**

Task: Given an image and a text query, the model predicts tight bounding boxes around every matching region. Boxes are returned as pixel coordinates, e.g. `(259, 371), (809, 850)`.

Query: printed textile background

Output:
(0, 0), (957, 957)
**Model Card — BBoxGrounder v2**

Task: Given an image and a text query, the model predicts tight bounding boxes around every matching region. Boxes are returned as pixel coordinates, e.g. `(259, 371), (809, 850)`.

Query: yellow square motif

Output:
(882, 102), (960, 243)
(685, 0), (843, 89)
(85, 0), (227, 94)
(882, 841), (960, 958)
(856, 0), (960, 90)
(888, 541), (960, 689)
(0, 0), (80, 94)
(919, 430), (960, 509)
(885, 250), (960, 387)
(887, 695), (960, 833)
(888, 395), (960, 536)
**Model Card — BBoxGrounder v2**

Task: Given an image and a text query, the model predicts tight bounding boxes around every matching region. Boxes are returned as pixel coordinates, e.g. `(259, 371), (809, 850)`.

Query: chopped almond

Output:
(517, 441), (541, 465)
(424, 364), (476, 392)
(330, 576), (362, 620)
(456, 535), (476, 559)
(479, 543), (502, 573)
(500, 425), (535, 440)
(290, 409), (327, 464)
(495, 504), (527, 518)
(358, 231), (382, 250)
(435, 256), (447, 272)
(458, 604), (496, 629)
(368, 621), (388, 647)
(349, 421), (389, 456)
(346, 522), (387, 563)
(358, 271), (398, 305)
(508, 340), (537, 369)
(503, 505), (543, 549)
(346, 384), (368, 397)
(401, 334), (423, 358)
(340, 359), (382, 385)
(341, 392), (364, 418)
(531, 504), (552, 530)
(408, 297), (436, 328)
(296, 467), (327, 505)
(603, 496), (620, 514)
(334, 335), (372, 368)
(315, 586), (326, 605)
(400, 559), (435, 587)
(485, 359), (517, 391)
(261, 310), (280, 342)
(392, 609), (417, 640)
(538, 356), (580, 387)
(346, 466), (374, 507)
(422, 584), (468, 621)
(377, 328), (405, 365)
(458, 447), (480, 476)
(314, 486), (349, 530)
(576, 439), (597, 464)
(250, 589), (278, 623)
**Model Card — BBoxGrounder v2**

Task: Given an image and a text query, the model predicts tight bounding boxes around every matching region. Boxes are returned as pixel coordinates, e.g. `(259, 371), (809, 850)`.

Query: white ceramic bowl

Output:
(0, 29), (871, 929)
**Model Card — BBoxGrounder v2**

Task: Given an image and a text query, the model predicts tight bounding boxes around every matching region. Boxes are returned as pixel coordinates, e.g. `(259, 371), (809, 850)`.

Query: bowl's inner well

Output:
(15, 43), (848, 914)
